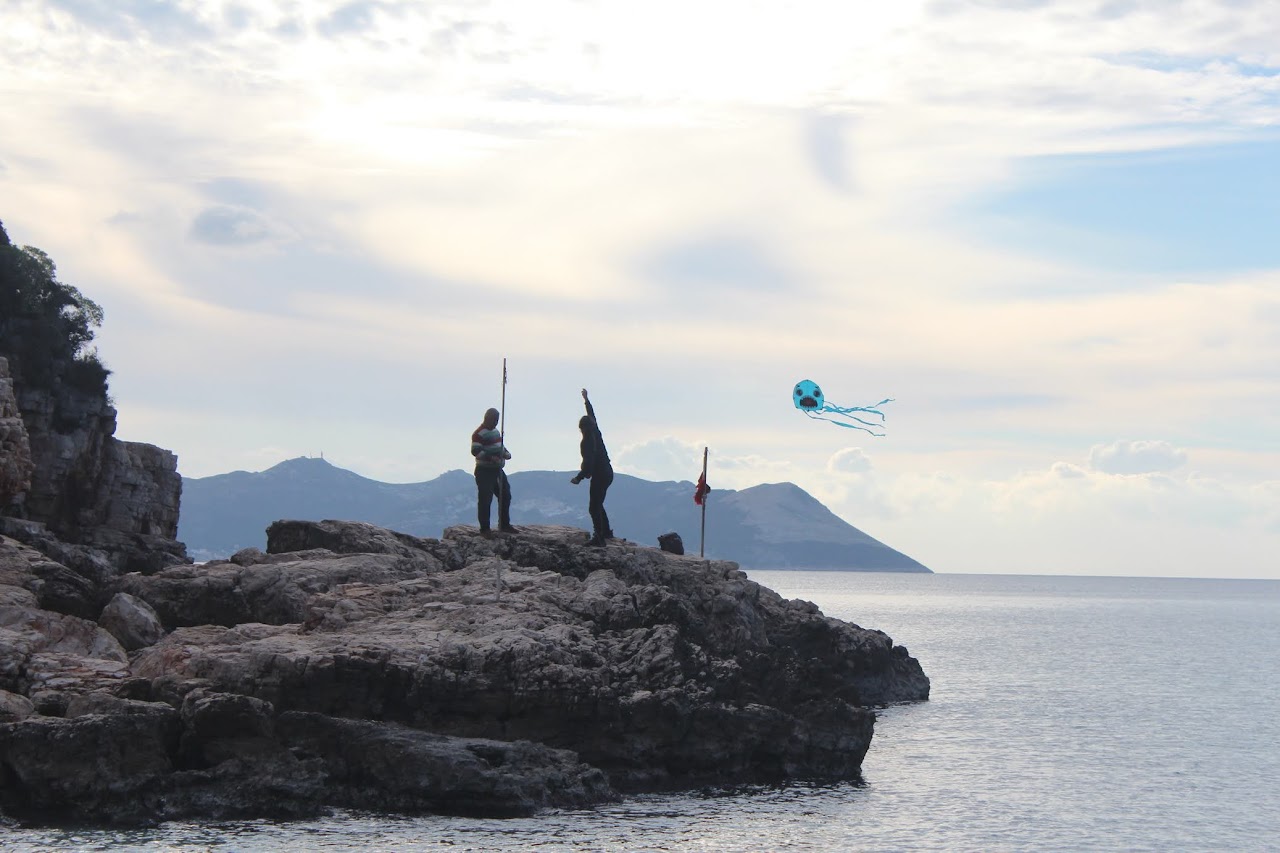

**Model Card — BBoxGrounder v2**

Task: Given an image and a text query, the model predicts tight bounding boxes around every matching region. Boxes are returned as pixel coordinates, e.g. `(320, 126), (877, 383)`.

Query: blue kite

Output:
(792, 379), (893, 435)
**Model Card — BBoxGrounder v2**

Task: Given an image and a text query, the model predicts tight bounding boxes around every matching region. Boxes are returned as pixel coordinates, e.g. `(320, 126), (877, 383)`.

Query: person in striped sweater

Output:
(471, 407), (515, 534)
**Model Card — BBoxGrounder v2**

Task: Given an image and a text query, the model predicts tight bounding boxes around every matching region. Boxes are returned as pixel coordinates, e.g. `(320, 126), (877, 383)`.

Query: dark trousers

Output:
(475, 466), (511, 530)
(589, 466), (613, 537)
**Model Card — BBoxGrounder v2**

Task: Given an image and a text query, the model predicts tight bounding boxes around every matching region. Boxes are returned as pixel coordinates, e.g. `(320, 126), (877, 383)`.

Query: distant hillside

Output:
(178, 457), (930, 572)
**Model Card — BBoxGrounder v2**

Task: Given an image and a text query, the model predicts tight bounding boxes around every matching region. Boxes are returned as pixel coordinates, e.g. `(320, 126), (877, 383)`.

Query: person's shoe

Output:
(604, 529), (616, 540)
(586, 533), (606, 547)
(498, 524), (519, 534)
(478, 527), (495, 538)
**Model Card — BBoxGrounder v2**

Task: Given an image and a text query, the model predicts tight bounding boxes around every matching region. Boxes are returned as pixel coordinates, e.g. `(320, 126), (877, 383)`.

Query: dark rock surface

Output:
(0, 519), (929, 826)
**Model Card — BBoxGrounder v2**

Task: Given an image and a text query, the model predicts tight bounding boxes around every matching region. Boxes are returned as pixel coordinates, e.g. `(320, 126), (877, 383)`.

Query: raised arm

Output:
(582, 388), (596, 423)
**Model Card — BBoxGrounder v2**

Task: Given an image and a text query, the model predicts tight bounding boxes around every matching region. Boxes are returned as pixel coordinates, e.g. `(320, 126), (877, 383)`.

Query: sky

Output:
(1, 0), (1278, 579)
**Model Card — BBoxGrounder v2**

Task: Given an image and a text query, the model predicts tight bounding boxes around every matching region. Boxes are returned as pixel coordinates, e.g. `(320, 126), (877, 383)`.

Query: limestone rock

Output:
(0, 357), (34, 513)
(119, 548), (444, 629)
(0, 707), (183, 824)
(0, 523), (118, 618)
(1, 345), (188, 574)
(99, 591), (165, 651)
(267, 518), (442, 559)
(0, 688), (35, 721)
(276, 711), (616, 816)
(0, 591), (131, 704)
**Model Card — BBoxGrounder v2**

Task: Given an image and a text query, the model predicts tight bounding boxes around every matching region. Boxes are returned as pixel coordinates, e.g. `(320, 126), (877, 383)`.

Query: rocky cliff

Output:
(0, 351), (187, 574)
(0, 519), (929, 826)
(0, 364), (187, 577)
(0, 358), (34, 513)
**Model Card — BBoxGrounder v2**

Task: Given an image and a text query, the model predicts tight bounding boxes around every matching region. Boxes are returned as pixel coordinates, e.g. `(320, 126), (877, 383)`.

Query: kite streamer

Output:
(792, 379), (893, 435)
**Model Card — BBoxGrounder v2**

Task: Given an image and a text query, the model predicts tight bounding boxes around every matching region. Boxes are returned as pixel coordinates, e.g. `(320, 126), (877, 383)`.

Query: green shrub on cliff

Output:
(0, 219), (111, 395)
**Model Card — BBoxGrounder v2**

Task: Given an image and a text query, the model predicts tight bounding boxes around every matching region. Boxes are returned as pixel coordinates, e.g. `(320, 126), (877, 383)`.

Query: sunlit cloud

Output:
(1089, 440), (1188, 475)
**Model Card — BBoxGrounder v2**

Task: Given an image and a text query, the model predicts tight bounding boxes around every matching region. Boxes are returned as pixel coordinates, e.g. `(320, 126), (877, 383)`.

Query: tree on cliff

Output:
(0, 219), (111, 395)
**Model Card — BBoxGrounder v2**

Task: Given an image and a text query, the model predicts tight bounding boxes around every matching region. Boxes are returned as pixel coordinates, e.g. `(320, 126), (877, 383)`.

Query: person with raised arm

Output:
(570, 389), (614, 546)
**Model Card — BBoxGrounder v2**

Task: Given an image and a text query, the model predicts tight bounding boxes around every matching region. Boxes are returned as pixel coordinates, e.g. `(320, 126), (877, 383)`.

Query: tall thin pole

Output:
(699, 446), (708, 558)
(496, 358), (508, 602)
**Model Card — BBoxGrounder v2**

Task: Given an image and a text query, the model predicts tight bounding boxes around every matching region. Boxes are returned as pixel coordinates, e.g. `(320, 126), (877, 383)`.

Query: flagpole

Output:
(699, 446), (708, 558)
(496, 357), (508, 602)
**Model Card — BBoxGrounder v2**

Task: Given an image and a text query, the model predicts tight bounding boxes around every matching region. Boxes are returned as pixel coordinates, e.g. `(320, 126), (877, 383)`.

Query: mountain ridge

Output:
(178, 456), (930, 573)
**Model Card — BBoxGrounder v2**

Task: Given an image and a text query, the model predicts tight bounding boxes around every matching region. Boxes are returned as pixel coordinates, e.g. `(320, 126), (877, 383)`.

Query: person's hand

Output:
(570, 475), (582, 484)
(581, 388), (589, 400)
(503, 449), (512, 459)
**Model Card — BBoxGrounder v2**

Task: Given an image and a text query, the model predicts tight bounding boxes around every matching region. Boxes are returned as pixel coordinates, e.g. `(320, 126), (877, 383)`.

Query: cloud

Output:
(188, 206), (287, 247)
(613, 436), (793, 489)
(1089, 439), (1188, 475)
(317, 1), (393, 39)
(46, 0), (211, 40)
(613, 437), (705, 483)
(1252, 480), (1280, 533)
(809, 454), (1280, 576)
(827, 447), (873, 474)
(804, 112), (854, 192)
(715, 453), (793, 478)
(199, 178), (272, 210)
(634, 232), (793, 291)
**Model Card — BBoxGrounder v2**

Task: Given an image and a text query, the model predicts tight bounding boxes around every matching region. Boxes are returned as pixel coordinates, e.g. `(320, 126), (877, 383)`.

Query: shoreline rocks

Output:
(0, 519), (929, 826)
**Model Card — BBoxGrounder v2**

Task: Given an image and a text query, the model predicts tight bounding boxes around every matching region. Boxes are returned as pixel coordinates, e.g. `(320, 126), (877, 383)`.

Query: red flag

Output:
(694, 472), (710, 506)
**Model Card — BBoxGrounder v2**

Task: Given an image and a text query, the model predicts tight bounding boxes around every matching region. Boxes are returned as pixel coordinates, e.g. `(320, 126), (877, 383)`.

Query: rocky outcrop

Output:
(0, 343), (187, 574)
(0, 357), (33, 514)
(0, 520), (929, 826)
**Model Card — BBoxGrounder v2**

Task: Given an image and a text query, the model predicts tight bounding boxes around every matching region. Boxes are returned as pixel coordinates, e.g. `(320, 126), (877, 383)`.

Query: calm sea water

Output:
(7, 572), (1279, 853)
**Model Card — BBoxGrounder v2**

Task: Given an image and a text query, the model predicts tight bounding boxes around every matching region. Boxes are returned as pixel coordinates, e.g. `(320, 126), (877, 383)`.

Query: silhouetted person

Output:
(471, 407), (515, 534)
(570, 389), (613, 546)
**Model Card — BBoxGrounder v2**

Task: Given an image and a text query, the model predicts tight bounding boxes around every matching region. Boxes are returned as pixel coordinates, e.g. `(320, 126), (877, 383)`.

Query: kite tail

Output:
(805, 410), (886, 436)
(822, 398), (894, 421)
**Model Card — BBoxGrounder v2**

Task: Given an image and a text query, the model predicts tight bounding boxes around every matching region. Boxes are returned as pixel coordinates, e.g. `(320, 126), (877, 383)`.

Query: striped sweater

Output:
(471, 426), (510, 468)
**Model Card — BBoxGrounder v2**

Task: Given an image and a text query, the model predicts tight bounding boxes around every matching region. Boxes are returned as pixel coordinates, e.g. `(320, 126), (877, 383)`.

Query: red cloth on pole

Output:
(694, 472), (710, 505)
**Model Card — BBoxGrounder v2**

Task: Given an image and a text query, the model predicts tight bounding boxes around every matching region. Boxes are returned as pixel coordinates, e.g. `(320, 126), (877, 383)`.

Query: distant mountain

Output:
(178, 457), (931, 572)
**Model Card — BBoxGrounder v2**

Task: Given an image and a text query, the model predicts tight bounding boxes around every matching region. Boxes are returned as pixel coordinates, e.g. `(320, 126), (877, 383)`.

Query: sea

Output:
(6, 571), (1279, 853)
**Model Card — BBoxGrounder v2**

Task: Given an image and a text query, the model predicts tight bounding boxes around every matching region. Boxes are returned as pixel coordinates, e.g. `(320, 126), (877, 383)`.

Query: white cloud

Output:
(188, 205), (290, 246)
(1089, 439), (1189, 475)
(827, 447), (873, 474)
(613, 436), (795, 490)
(812, 456), (1280, 578)
(612, 436), (705, 483)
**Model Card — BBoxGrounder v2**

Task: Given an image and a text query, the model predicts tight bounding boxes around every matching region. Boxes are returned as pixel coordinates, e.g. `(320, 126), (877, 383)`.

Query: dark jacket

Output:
(576, 399), (611, 479)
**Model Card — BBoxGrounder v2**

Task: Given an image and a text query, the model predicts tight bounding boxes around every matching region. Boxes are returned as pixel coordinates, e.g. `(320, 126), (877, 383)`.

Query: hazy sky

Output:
(2, 1), (1277, 578)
